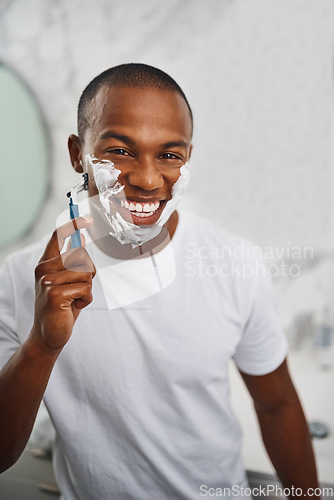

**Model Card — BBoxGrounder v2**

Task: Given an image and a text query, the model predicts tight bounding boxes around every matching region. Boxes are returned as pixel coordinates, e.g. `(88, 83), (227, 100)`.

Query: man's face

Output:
(80, 85), (193, 227)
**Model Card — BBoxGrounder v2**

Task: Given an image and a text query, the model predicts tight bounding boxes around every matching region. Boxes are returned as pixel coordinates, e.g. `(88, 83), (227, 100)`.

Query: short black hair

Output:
(77, 63), (193, 141)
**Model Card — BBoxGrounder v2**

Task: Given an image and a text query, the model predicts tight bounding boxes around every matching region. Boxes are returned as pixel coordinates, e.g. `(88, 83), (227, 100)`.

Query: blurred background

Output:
(0, 0), (333, 496)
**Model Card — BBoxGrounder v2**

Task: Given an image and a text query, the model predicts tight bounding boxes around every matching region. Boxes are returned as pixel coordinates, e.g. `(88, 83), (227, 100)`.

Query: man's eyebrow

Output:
(161, 140), (189, 149)
(98, 131), (135, 146)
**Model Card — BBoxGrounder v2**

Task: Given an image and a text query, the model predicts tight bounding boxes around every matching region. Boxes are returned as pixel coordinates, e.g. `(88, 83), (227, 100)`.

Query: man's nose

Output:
(127, 159), (164, 191)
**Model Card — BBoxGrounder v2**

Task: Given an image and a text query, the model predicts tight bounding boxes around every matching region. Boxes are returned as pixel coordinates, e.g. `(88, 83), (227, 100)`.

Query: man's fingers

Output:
(39, 217), (93, 263)
(39, 270), (93, 288)
(45, 282), (93, 309)
(36, 245), (96, 279)
(62, 248), (96, 275)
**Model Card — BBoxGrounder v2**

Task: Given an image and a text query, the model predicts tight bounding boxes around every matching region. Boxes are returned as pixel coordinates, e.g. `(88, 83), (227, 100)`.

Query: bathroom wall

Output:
(0, 0), (332, 260)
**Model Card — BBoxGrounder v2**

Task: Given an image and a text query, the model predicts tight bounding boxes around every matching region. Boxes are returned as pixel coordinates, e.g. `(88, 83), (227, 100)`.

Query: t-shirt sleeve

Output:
(233, 255), (288, 375)
(0, 258), (21, 370)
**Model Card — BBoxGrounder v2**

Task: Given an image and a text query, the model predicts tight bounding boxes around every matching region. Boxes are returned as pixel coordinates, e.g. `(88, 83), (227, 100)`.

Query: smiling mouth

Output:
(121, 199), (161, 217)
(117, 198), (166, 225)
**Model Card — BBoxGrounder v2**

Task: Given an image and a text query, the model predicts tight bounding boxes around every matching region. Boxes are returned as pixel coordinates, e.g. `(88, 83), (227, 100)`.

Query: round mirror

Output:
(0, 62), (50, 249)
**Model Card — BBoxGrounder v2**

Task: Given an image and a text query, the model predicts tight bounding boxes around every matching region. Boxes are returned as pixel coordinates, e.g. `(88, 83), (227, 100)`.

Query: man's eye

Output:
(161, 153), (181, 160)
(107, 148), (129, 156)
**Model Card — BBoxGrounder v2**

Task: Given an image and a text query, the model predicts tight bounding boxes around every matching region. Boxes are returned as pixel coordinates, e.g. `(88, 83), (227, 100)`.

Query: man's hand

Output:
(32, 217), (96, 353)
(0, 216), (96, 472)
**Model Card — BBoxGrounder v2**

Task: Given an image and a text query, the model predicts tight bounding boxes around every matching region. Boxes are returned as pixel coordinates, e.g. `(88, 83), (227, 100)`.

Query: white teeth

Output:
(132, 211), (154, 218)
(121, 199), (161, 214)
(121, 200), (130, 209)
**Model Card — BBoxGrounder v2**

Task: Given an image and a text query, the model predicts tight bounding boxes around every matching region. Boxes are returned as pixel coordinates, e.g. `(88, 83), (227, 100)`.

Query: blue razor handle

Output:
(69, 200), (81, 248)
(67, 173), (89, 248)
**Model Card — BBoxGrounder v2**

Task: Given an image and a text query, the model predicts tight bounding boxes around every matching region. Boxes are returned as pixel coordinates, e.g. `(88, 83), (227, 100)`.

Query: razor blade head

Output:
(75, 173), (89, 193)
(67, 173), (89, 202)
(82, 173), (89, 190)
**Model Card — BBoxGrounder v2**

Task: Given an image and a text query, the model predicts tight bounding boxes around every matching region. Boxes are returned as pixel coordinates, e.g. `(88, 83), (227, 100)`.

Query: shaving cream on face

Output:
(85, 154), (190, 248)
(88, 156), (124, 213)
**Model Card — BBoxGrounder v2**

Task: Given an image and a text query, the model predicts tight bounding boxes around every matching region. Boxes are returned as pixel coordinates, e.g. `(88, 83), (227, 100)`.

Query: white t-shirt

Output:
(0, 210), (288, 500)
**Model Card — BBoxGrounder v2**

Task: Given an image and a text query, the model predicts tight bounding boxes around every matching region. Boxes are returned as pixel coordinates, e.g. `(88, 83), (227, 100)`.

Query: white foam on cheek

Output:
(94, 166), (119, 189)
(156, 162), (190, 227)
(85, 154), (124, 213)
(173, 163), (191, 195)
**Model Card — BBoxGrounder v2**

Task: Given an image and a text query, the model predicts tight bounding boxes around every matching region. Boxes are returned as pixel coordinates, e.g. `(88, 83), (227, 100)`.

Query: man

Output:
(0, 63), (319, 499)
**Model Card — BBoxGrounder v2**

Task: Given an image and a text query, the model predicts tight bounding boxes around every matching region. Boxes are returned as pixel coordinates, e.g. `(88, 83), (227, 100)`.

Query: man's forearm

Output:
(0, 330), (60, 472)
(256, 397), (319, 497)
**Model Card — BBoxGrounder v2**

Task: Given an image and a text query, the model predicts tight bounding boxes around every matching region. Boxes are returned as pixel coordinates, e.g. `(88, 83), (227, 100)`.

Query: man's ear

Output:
(68, 134), (83, 173)
(188, 144), (193, 161)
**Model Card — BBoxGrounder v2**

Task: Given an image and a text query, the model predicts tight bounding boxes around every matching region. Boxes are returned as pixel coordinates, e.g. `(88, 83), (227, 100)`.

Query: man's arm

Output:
(240, 359), (319, 497)
(0, 217), (95, 473)
(0, 334), (60, 472)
